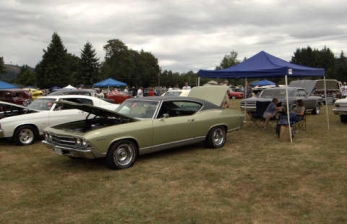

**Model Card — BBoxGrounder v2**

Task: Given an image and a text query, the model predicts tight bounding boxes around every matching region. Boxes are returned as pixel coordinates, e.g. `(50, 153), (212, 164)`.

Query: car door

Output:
(152, 100), (201, 146)
(297, 89), (315, 109)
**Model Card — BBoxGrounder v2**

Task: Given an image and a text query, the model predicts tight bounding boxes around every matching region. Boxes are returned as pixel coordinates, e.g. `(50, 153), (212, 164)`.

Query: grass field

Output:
(1, 100), (346, 223)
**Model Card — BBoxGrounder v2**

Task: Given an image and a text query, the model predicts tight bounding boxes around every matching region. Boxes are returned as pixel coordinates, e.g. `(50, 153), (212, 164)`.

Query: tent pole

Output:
(244, 77), (248, 122)
(285, 74), (293, 143)
(323, 76), (330, 130)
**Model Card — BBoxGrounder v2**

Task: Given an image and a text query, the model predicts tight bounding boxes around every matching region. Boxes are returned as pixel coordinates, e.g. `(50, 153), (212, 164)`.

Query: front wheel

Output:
(205, 126), (227, 148)
(311, 104), (321, 115)
(106, 140), (138, 170)
(13, 125), (37, 145)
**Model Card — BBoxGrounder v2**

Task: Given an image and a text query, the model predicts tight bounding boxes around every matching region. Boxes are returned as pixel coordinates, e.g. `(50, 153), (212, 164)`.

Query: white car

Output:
(333, 98), (347, 123)
(161, 89), (190, 97)
(0, 95), (119, 145)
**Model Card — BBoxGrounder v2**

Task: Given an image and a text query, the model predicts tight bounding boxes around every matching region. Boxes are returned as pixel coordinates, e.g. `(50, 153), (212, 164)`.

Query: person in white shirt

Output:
(182, 82), (191, 90)
(341, 82), (347, 98)
(137, 87), (143, 97)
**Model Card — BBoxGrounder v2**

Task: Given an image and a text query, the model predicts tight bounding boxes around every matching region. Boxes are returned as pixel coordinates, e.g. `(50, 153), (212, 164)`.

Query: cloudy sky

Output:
(1, 0), (346, 73)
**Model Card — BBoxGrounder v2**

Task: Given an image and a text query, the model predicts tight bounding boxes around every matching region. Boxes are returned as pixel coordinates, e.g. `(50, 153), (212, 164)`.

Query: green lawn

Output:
(1, 100), (346, 223)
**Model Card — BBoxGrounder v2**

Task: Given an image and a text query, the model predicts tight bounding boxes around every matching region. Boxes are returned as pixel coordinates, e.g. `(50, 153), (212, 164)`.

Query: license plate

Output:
(54, 148), (63, 155)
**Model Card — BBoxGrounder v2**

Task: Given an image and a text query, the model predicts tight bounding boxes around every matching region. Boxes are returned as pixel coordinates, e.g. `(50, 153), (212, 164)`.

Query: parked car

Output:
(42, 86), (245, 170)
(240, 87), (323, 114)
(289, 79), (342, 104)
(49, 89), (99, 97)
(161, 89), (190, 97)
(104, 90), (132, 103)
(0, 101), (39, 119)
(228, 88), (244, 99)
(0, 89), (32, 106)
(332, 98), (347, 123)
(0, 95), (119, 145)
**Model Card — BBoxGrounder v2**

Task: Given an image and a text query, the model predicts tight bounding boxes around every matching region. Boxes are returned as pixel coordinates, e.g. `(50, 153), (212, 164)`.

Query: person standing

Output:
(245, 81), (253, 98)
(182, 82), (191, 90)
(137, 87), (143, 97)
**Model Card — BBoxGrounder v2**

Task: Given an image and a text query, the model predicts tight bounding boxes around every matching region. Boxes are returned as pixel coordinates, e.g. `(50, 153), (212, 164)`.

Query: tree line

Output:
(1, 32), (346, 89)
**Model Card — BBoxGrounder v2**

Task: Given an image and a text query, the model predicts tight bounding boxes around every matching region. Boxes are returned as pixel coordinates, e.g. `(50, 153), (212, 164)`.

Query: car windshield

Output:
(27, 98), (56, 111)
(260, 89), (295, 98)
(115, 100), (159, 119)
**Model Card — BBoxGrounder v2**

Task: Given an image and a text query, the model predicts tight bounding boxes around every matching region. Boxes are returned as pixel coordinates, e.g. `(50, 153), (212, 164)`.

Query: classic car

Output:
(0, 89), (32, 106)
(105, 89), (132, 104)
(240, 87), (323, 114)
(289, 79), (342, 104)
(42, 86), (245, 170)
(161, 89), (190, 97)
(0, 101), (39, 119)
(0, 95), (119, 145)
(228, 88), (244, 99)
(332, 98), (347, 123)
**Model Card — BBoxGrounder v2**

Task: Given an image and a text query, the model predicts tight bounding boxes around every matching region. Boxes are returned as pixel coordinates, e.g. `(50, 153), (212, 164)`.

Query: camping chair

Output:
(292, 110), (306, 131)
(249, 101), (271, 128)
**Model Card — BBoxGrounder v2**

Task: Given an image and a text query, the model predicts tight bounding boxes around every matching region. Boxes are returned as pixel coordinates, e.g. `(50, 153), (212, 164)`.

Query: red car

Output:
(105, 90), (132, 104)
(228, 88), (244, 99)
(0, 89), (32, 106)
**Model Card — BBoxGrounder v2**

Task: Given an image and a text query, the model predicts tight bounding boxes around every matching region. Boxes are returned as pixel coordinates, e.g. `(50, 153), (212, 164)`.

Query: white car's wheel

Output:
(205, 126), (226, 148)
(14, 125), (37, 146)
(106, 140), (137, 169)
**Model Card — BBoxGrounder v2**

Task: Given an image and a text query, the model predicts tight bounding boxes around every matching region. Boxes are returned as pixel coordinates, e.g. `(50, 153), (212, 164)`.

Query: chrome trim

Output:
(139, 136), (206, 155)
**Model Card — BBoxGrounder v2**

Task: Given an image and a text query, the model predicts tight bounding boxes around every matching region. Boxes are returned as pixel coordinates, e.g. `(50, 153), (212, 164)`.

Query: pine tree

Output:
(78, 42), (100, 86)
(35, 32), (69, 88)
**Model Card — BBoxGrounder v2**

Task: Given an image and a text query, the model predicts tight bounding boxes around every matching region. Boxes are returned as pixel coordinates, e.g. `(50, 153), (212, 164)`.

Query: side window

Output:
(157, 101), (202, 118)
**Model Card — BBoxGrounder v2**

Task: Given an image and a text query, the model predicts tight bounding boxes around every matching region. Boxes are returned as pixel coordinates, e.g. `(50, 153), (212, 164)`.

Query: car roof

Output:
(36, 95), (99, 100)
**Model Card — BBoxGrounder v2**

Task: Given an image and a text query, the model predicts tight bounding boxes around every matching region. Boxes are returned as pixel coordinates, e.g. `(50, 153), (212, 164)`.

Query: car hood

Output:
(56, 100), (139, 121)
(188, 86), (228, 107)
(289, 80), (317, 94)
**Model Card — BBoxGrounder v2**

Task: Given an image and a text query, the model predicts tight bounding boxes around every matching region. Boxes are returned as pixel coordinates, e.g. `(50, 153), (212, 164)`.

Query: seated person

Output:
(263, 98), (284, 129)
(290, 99), (305, 122)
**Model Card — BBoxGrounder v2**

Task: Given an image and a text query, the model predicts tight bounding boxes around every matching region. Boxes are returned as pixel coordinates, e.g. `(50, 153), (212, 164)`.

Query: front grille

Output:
(51, 134), (76, 147)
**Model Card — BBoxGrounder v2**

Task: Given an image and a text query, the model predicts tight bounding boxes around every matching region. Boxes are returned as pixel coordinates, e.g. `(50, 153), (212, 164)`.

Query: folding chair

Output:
(249, 101), (271, 128)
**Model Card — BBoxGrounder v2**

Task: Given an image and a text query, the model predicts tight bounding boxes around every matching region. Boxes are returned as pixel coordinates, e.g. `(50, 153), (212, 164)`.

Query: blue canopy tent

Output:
(250, 79), (275, 87)
(0, 80), (18, 89)
(93, 78), (127, 88)
(198, 51), (327, 142)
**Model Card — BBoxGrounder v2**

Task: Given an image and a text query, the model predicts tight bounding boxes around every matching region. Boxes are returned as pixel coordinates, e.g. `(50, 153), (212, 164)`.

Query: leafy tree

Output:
(334, 51), (347, 82)
(291, 46), (336, 79)
(101, 39), (160, 88)
(77, 42), (100, 86)
(0, 56), (5, 74)
(216, 51), (240, 70)
(15, 65), (37, 86)
(35, 32), (71, 88)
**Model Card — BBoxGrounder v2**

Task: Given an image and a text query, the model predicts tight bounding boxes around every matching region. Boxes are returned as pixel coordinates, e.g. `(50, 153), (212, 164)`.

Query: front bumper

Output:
(42, 140), (97, 159)
(332, 108), (347, 116)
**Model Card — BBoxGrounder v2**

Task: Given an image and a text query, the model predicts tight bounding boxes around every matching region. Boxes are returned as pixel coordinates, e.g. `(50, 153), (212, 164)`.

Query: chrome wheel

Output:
(206, 126), (226, 148)
(106, 140), (137, 169)
(14, 125), (36, 145)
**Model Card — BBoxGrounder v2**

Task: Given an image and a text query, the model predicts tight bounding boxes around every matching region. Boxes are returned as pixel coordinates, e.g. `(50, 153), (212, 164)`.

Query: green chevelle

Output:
(42, 86), (245, 169)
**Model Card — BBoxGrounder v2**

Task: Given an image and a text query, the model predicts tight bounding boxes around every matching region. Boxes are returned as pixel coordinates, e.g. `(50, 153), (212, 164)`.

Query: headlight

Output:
(75, 137), (89, 149)
(44, 132), (52, 141)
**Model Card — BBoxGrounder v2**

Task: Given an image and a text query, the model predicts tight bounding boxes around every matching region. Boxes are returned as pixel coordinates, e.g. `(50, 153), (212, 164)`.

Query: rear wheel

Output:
(14, 125), (37, 145)
(106, 140), (138, 169)
(205, 126), (227, 148)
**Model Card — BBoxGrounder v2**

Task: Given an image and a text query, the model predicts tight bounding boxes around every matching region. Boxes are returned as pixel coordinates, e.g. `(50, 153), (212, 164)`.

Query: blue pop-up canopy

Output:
(250, 79), (276, 87)
(198, 51), (325, 78)
(198, 51), (328, 142)
(0, 80), (18, 89)
(93, 78), (127, 87)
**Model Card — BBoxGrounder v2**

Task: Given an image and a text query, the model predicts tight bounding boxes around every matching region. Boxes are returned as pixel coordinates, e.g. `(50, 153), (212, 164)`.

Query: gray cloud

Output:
(0, 0), (346, 73)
